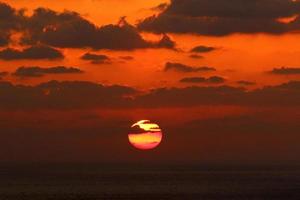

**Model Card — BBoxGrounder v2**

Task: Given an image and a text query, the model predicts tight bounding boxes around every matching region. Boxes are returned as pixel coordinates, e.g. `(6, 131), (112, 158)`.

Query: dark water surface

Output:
(0, 164), (300, 199)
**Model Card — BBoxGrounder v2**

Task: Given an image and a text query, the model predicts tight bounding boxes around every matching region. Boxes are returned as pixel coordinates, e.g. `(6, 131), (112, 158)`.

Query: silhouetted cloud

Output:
(180, 77), (206, 83)
(19, 8), (175, 50)
(138, 0), (300, 35)
(135, 85), (244, 107)
(0, 2), (24, 45)
(0, 80), (300, 110)
(207, 76), (226, 84)
(175, 114), (300, 162)
(269, 67), (300, 75)
(0, 35), (9, 46)
(151, 3), (168, 11)
(81, 53), (110, 64)
(135, 81), (300, 107)
(180, 76), (226, 84)
(237, 80), (256, 86)
(189, 54), (203, 59)
(0, 2), (177, 50)
(155, 34), (176, 49)
(0, 71), (8, 80)
(119, 56), (134, 60)
(13, 66), (83, 78)
(0, 45), (64, 60)
(191, 45), (216, 53)
(0, 80), (136, 110)
(164, 62), (216, 73)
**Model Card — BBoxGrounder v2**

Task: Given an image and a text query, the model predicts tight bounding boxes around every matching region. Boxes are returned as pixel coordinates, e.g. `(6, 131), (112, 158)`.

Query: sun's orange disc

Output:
(128, 120), (163, 150)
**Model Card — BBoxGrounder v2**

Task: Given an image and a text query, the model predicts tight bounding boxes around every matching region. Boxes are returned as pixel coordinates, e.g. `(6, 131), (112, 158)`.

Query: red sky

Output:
(0, 0), (300, 164)
(1, 0), (300, 88)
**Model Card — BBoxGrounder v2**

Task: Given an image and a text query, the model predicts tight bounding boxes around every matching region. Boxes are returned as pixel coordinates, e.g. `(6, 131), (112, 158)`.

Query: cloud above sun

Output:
(0, 80), (299, 110)
(0, 2), (176, 50)
(138, 0), (300, 35)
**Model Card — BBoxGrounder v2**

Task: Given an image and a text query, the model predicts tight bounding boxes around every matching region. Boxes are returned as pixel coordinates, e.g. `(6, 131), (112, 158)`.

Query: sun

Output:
(128, 120), (163, 150)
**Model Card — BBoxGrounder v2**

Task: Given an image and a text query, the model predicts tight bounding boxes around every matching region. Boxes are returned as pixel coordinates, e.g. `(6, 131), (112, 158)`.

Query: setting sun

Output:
(128, 120), (163, 150)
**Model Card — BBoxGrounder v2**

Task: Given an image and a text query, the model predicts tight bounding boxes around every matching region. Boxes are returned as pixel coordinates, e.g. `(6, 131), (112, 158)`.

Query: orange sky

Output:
(1, 0), (299, 89)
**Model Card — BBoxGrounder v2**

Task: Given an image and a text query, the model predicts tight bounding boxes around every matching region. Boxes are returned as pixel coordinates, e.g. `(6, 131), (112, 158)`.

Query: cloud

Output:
(0, 45), (64, 60)
(237, 80), (256, 86)
(13, 66), (83, 78)
(19, 8), (175, 50)
(135, 81), (300, 107)
(189, 54), (203, 59)
(0, 35), (9, 46)
(0, 80), (136, 110)
(0, 2), (23, 29)
(0, 71), (8, 76)
(207, 76), (226, 84)
(151, 3), (169, 11)
(81, 53), (110, 64)
(154, 34), (176, 49)
(269, 67), (300, 75)
(0, 2), (177, 50)
(174, 114), (300, 162)
(190, 45), (216, 53)
(119, 56), (134, 60)
(180, 76), (226, 84)
(138, 0), (300, 35)
(180, 77), (206, 83)
(164, 62), (216, 73)
(0, 2), (24, 45)
(0, 71), (8, 80)
(135, 85), (244, 107)
(0, 80), (300, 110)
(186, 115), (286, 135)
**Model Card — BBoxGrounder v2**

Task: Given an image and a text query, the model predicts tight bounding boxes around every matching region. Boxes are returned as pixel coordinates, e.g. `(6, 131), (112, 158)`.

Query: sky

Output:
(0, 0), (300, 164)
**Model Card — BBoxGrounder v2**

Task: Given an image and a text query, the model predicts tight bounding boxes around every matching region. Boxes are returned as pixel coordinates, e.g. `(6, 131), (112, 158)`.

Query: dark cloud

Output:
(135, 85), (244, 107)
(0, 80), (300, 110)
(0, 2), (24, 45)
(155, 34), (176, 49)
(0, 71), (8, 80)
(119, 56), (134, 60)
(180, 76), (226, 84)
(81, 53), (110, 64)
(0, 2), (23, 29)
(0, 45), (64, 60)
(174, 114), (300, 162)
(164, 62), (216, 73)
(13, 66), (83, 78)
(0, 80), (136, 110)
(0, 71), (8, 76)
(207, 76), (226, 84)
(19, 8), (175, 50)
(269, 67), (300, 75)
(237, 80), (256, 86)
(191, 45), (216, 53)
(0, 2), (176, 50)
(135, 81), (300, 107)
(0, 35), (9, 46)
(138, 0), (300, 35)
(189, 54), (203, 59)
(186, 115), (288, 135)
(180, 77), (206, 83)
(151, 3), (169, 11)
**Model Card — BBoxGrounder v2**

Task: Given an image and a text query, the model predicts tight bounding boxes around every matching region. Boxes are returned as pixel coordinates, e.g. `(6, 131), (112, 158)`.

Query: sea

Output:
(0, 163), (299, 199)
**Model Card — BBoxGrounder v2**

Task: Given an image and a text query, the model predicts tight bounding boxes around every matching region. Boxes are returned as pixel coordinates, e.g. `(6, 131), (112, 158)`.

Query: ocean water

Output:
(0, 164), (299, 200)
